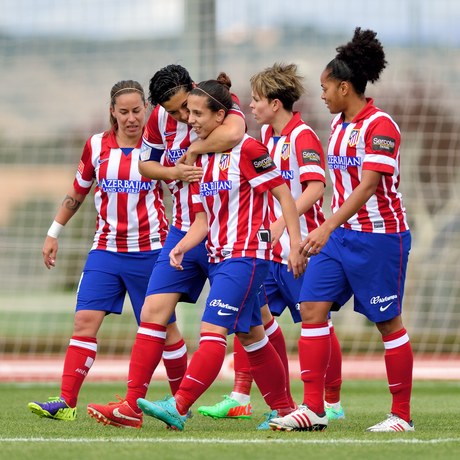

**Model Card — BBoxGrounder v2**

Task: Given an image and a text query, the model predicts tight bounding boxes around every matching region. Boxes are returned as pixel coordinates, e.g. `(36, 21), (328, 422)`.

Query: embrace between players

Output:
(29, 27), (414, 433)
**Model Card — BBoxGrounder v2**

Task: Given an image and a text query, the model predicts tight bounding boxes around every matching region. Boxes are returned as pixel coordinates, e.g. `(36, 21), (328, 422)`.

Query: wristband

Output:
(47, 220), (64, 238)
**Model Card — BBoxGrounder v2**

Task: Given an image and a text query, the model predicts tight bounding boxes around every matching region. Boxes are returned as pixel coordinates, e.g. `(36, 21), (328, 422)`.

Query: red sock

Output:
(60, 336), (97, 407)
(325, 321), (342, 404)
(244, 336), (291, 415)
(383, 328), (413, 422)
(265, 318), (295, 409)
(298, 322), (330, 415)
(233, 336), (252, 395)
(125, 322), (166, 411)
(175, 333), (227, 415)
(163, 338), (187, 395)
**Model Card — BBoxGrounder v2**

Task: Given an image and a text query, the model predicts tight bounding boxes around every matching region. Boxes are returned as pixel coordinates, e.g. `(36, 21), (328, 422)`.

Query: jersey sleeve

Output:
(295, 129), (326, 185)
(243, 138), (284, 192)
(140, 106), (165, 162)
(190, 181), (205, 213)
(73, 137), (96, 195)
(363, 116), (401, 176)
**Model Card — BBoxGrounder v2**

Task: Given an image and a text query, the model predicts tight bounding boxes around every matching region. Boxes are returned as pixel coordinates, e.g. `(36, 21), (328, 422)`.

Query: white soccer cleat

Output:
(366, 414), (414, 432)
(269, 404), (328, 432)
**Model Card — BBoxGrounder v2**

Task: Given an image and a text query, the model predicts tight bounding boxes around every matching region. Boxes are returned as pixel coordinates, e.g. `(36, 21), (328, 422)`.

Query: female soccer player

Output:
(86, 65), (246, 428)
(269, 28), (414, 433)
(198, 63), (345, 428)
(28, 80), (185, 421)
(136, 73), (306, 431)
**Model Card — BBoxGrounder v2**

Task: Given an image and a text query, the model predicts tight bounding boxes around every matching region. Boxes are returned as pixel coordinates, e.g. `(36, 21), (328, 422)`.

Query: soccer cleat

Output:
(325, 402), (345, 420)
(87, 397), (142, 429)
(197, 395), (252, 419)
(269, 404), (328, 432)
(256, 410), (277, 430)
(366, 414), (415, 432)
(28, 396), (76, 421)
(137, 396), (187, 431)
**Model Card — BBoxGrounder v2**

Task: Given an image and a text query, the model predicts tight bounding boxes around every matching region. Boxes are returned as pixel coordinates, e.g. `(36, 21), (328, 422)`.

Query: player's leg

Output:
(28, 251), (127, 421)
(197, 334), (253, 419)
(348, 230), (414, 432)
(138, 258), (269, 430)
(324, 318), (345, 420)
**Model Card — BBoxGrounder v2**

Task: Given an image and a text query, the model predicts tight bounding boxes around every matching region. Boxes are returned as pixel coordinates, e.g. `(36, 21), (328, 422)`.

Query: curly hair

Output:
(325, 27), (387, 95)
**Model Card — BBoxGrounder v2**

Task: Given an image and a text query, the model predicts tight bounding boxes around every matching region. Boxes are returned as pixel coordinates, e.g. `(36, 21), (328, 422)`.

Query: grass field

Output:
(1, 380), (459, 460)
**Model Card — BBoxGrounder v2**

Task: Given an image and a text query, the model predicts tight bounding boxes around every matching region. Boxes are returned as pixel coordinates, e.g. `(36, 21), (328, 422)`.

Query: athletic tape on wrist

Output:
(47, 220), (64, 238)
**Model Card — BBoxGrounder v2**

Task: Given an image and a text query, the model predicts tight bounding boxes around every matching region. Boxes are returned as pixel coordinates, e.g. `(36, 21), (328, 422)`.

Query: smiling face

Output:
(110, 91), (147, 141)
(320, 68), (347, 115)
(187, 94), (225, 139)
(161, 87), (190, 123)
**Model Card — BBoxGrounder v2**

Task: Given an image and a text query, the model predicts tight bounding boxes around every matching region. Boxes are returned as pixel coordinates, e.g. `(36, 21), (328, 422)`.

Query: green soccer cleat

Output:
(28, 396), (77, 421)
(137, 396), (187, 431)
(197, 395), (252, 419)
(256, 410), (278, 430)
(325, 402), (345, 420)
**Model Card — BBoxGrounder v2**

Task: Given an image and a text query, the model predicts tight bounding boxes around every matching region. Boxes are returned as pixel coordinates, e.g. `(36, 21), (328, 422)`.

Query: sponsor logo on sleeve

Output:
(252, 153), (276, 173)
(301, 149), (321, 165)
(372, 135), (396, 155)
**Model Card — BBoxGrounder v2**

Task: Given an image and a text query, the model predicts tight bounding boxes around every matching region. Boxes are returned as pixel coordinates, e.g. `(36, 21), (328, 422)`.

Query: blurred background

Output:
(1, 0), (459, 373)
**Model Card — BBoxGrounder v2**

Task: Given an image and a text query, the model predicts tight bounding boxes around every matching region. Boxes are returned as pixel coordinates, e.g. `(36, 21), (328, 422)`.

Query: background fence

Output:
(1, 0), (459, 362)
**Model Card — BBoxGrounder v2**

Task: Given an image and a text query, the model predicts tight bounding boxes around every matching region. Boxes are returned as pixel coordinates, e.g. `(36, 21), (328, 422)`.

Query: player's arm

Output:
(43, 187), (86, 270)
(301, 169), (381, 256)
(169, 212), (208, 270)
(270, 183), (306, 278)
(271, 180), (325, 245)
(138, 138), (203, 183)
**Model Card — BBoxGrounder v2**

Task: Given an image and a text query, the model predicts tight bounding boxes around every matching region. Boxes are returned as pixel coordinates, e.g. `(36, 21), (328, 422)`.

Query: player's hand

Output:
(177, 148), (199, 166)
(169, 245), (185, 271)
(300, 224), (332, 257)
(42, 236), (58, 269)
(174, 156), (203, 182)
(287, 248), (308, 279)
(270, 218), (285, 247)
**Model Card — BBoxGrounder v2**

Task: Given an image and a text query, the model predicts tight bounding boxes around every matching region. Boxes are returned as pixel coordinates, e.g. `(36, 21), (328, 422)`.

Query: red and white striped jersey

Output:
(327, 98), (409, 233)
(73, 129), (168, 252)
(260, 112), (326, 264)
(192, 134), (285, 263)
(141, 102), (244, 232)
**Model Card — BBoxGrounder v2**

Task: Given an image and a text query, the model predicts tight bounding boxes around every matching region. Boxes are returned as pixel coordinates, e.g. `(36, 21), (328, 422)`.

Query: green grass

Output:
(1, 380), (459, 460)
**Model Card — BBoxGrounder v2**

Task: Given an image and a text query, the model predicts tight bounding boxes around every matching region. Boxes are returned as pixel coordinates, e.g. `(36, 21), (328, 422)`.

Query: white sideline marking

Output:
(0, 437), (459, 445)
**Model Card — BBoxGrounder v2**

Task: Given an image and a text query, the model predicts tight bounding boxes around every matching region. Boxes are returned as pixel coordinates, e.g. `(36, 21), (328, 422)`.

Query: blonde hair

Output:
(250, 63), (305, 111)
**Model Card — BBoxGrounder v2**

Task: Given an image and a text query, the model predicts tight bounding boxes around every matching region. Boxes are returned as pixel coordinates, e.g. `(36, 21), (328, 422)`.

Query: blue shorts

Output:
(76, 249), (161, 324)
(299, 227), (411, 323)
(146, 226), (209, 303)
(202, 258), (269, 334)
(259, 261), (302, 323)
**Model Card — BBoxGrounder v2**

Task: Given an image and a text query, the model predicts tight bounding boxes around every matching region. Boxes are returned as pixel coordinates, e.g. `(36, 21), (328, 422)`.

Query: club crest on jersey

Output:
(281, 142), (290, 160)
(348, 129), (360, 147)
(219, 153), (231, 171)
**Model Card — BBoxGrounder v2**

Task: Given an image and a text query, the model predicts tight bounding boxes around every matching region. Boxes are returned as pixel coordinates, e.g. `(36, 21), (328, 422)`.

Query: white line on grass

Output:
(1, 438), (459, 445)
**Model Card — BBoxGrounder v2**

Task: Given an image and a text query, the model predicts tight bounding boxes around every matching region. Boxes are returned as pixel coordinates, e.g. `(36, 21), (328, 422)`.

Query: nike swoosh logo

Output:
(380, 302), (393, 312)
(300, 370), (311, 374)
(217, 310), (232, 316)
(112, 408), (140, 421)
(98, 158), (110, 165)
(163, 131), (177, 137)
(388, 382), (402, 387)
